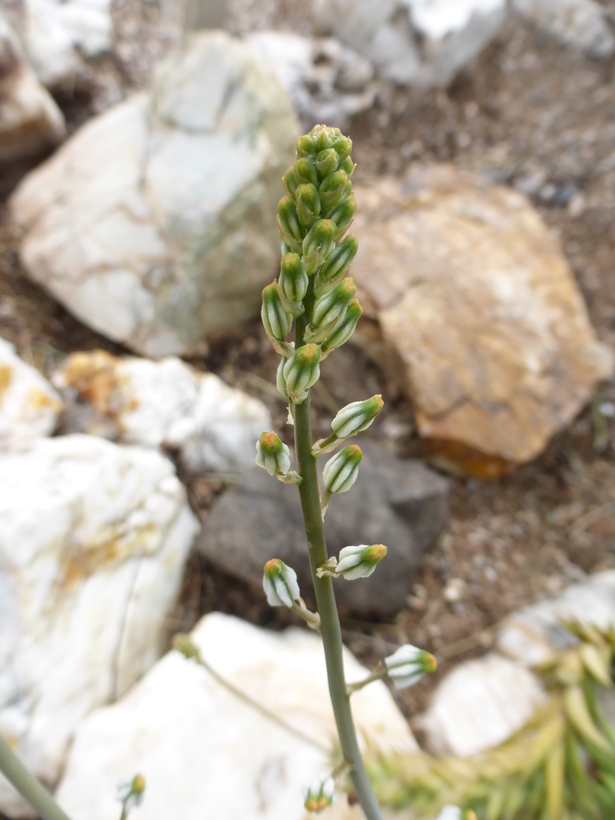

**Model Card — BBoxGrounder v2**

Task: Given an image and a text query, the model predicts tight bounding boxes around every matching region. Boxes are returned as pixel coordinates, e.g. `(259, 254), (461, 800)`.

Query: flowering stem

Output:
(293, 314), (384, 820)
(0, 737), (72, 820)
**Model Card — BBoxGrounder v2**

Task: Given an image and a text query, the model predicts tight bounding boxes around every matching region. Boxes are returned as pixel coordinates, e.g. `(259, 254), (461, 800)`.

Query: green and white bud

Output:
(302, 219), (336, 274)
(263, 559), (301, 607)
(262, 282), (292, 341)
(332, 134), (352, 161)
(283, 343), (321, 403)
(255, 431), (291, 476)
(331, 395), (384, 439)
(319, 170), (350, 209)
(295, 158), (319, 186)
(296, 134), (317, 158)
(312, 278), (356, 328)
(328, 195), (357, 241)
(278, 196), (303, 251)
(278, 253), (309, 316)
(276, 357), (289, 398)
(336, 544), (387, 580)
(304, 777), (336, 813)
(283, 168), (298, 199)
(312, 124), (338, 151)
(384, 644), (438, 689)
(117, 774), (146, 817)
(323, 444), (363, 494)
(314, 235), (359, 297)
(315, 148), (339, 180)
(339, 156), (355, 176)
(322, 299), (363, 351)
(296, 183), (321, 228)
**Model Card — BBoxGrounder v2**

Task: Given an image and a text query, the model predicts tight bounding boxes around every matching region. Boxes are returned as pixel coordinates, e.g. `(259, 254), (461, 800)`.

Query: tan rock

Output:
(352, 165), (613, 476)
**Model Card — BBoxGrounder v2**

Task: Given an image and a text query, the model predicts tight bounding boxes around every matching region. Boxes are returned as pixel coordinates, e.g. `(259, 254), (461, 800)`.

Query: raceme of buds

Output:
(321, 299), (363, 351)
(283, 343), (321, 403)
(314, 235), (358, 297)
(331, 395), (384, 440)
(296, 184), (321, 228)
(304, 777), (336, 813)
(263, 559), (301, 608)
(384, 644), (438, 690)
(336, 544), (387, 580)
(256, 431), (291, 476)
(312, 278), (356, 329)
(279, 254), (308, 302)
(262, 282), (292, 341)
(323, 444), (363, 494)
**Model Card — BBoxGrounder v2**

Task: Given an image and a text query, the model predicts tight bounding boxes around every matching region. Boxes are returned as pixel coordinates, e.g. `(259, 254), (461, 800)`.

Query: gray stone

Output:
(10, 31), (299, 357)
(198, 441), (448, 617)
(512, 0), (615, 59)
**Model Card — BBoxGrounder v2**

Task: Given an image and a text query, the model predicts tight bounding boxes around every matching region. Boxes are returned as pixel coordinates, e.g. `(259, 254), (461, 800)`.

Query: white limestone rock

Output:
(418, 654), (546, 757)
(315, 0), (506, 87)
(512, 0), (615, 59)
(0, 435), (199, 818)
(0, 337), (62, 445)
(56, 612), (417, 820)
(10, 31), (299, 357)
(497, 571), (615, 667)
(52, 350), (272, 473)
(0, 11), (65, 163)
(245, 31), (376, 129)
(24, 0), (113, 88)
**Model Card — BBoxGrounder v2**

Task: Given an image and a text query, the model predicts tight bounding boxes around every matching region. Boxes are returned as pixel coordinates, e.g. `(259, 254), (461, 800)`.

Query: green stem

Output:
(294, 316), (384, 820)
(0, 736), (72, 820)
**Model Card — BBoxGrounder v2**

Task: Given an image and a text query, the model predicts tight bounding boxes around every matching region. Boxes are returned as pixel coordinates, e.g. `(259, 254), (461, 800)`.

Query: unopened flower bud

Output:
(312, 278), (356, 328)
(283, 344), (321, 402)
(339, 156), (355, 176)
(304, 777), (336, 813)
(328, 195), (357, 241)
(296, 184), (321, 228)
(336, 544), (387, 580)
(283, 168), (298, 199)
(117, 774), (146, 816)
(322, 299), (362, 351)
(331, 395), (384, 439)
(314, 235), (358, 297)
(323, 444), (362, 494)
(276, 356), (289, 398)
(319, 170), (350, 209)
(384, 644), (437, 689)
(278, 196), (303, 249)
(296, 134), (316, 157)
(295, 158), (319, 186)
(332, 134), (352, 161)
(315, 148), (339, 180)
(262, 282), (292, 341)
(437, 808), (476, 820)
(312, 124), (337, 151)
(279, 253), (308, 306)
(302, 219), (335, 273)
(256, 431), (291, 476)
(263, 559), (300, 607)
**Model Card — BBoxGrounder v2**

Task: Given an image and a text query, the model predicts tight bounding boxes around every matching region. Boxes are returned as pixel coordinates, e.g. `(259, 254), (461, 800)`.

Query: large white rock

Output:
(0, 337), (62, 445)
(315, 0), (506, 87)
(497, 571), (615, 666)
(24, 0), (113, 88)
(0, 435), (199, 818)
(0, 11), (65, 163)
(10, 31), (299, 357)
(56, 613), (417, 820)
(245, 31), (376, 129)
(418, 654), (546, 757)
(512, 0), (615, 59)
(53, 350), (272, 473)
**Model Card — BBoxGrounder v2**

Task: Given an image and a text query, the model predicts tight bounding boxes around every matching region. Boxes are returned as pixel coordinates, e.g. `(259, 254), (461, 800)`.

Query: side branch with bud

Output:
(255, 125), (440, 820)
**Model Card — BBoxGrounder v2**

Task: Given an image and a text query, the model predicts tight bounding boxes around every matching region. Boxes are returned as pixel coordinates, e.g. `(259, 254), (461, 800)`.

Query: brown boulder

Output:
(351, 165), (613, 476)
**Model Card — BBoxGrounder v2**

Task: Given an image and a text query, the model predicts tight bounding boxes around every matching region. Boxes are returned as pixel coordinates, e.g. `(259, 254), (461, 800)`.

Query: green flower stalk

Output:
(256, 124), (428, 820)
